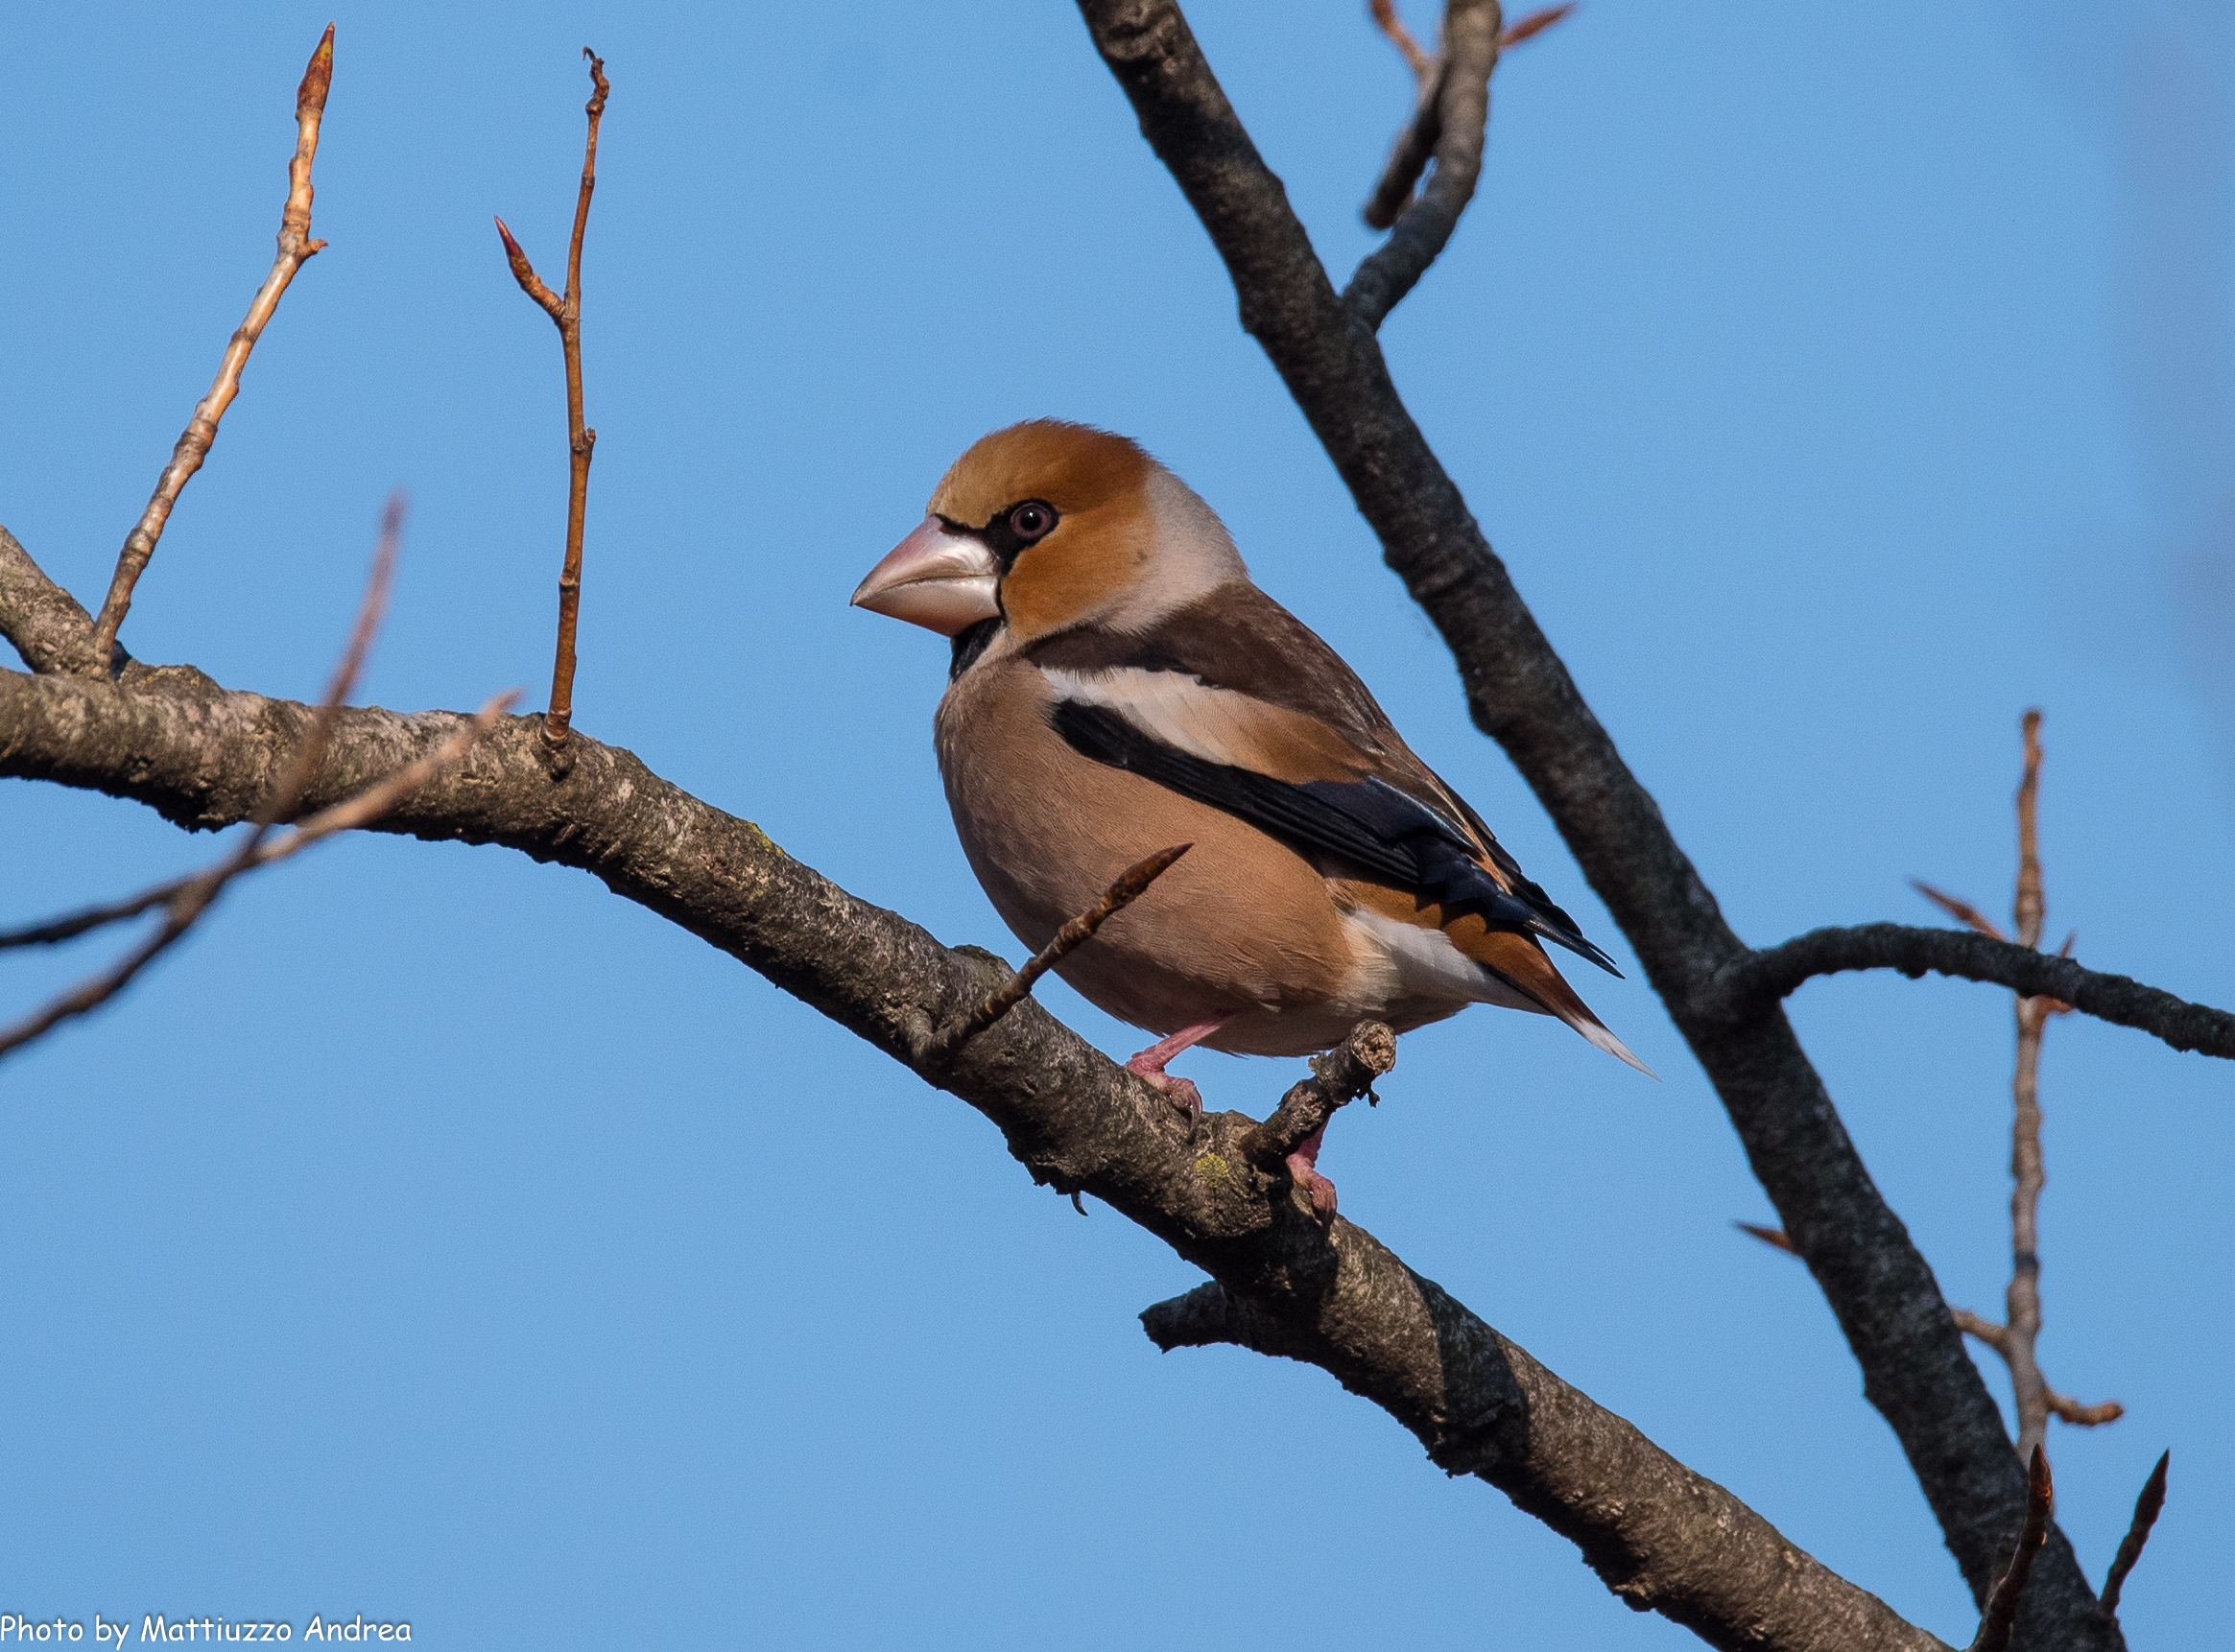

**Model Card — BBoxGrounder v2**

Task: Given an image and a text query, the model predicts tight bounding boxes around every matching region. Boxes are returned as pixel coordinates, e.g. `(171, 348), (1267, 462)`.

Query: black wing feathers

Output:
(1052, 700), (1621, 977)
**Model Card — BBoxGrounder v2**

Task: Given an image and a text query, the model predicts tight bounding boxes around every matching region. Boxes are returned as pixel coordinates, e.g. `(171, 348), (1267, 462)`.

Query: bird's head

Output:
(850, 420), (1245, 650)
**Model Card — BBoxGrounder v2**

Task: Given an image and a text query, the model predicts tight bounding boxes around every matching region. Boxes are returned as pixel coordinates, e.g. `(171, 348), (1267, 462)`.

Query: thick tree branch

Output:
(0, 525), (113, 678)
(0, 651), (1943, 1652)
(1719, 927), (2235, 1061)
(1072, 3), (2119, 1641)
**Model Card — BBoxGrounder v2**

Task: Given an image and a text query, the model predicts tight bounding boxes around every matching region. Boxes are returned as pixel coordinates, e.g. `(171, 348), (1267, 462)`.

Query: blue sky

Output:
(2, 2), (2228, 1646)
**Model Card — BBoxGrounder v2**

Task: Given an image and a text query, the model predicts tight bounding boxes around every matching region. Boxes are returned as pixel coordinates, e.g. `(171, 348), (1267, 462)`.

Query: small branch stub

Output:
(1969, 1446), (2054, 1652)
(497, 49), (609, 755)
(2098, 1451), (2169, 1618)
(1243, 1021), (1397, 1167)
(87, 23), (336, 675)
(930, 844), (1193, 1061)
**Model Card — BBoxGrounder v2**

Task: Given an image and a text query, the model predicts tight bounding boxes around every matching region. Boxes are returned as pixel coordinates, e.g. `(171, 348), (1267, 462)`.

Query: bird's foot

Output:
(1285, 1125), (1337, 1221)
(1123, 1018), (1229, 1118)
(1125, 1057), (1202, 1117)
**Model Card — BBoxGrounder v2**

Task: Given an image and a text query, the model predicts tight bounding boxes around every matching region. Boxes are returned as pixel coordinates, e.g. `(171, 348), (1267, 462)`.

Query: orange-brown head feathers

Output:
(932, 421), (1244, 641)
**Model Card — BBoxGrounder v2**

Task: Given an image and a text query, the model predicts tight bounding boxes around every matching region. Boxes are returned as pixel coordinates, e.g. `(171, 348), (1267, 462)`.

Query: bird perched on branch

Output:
(852, 422), (1648, 1208)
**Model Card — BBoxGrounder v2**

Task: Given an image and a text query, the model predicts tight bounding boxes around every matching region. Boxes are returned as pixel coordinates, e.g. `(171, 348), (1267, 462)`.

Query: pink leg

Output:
(1286, 1125), (1338, 1221)
(1125, 1018), (1229, 1116)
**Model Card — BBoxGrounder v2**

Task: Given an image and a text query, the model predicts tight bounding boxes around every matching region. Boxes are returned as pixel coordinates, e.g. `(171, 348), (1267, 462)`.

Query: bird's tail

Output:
(1461, 924), (1659, 1078)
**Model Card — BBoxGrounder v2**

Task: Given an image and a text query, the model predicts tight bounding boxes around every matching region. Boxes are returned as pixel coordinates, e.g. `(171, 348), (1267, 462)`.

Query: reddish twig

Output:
(931, 844), (1192, 1060)
(1912, 878), (2006, 941)
(87, 25), (335, 675)
(495, 49), (609, 756)
(1934, 714), (2121, 1462)
(2097, 1451), (2169, 1617)
(0, 688), (519, 957)
(0, 501), (440, 1062)
(1969, 1446), (2054, 1652)
(1499, 3), (1576, 50)
(1735, 1220), (1795, 1254)
(1367, 0), (1435, 82)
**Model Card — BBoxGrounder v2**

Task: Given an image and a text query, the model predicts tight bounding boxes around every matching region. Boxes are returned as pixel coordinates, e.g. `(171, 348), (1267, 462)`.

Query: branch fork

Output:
(495, 48), (610, 757)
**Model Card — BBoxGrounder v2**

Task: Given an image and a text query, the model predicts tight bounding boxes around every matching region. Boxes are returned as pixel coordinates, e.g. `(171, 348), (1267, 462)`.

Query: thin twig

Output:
(1926, 717), (2122, 1466)
(87, 25), (335, 675)
(1969, 1446), (2054, 1652)
(1368, 0), (1435, 82)
(1, 500), (410, 1063)
(1735, 1220), (1795, 1254)
(930, 844), (1192, 1061)
(495, 49), (609, 755)
(1498, 3), (1575, 48)
(0, 689), (518, 955)
(1913, 879), (2006, 941)
(2098, 1451), (2169, 1617)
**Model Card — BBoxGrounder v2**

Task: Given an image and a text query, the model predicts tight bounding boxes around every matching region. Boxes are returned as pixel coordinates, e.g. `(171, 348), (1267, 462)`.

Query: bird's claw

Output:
(1129, 1063), (1203, 1117)
(1285, 1127), (1337, 1222)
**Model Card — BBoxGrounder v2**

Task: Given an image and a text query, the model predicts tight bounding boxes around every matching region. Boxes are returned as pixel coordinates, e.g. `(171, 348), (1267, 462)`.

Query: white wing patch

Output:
(1039, 666), (1277, 772)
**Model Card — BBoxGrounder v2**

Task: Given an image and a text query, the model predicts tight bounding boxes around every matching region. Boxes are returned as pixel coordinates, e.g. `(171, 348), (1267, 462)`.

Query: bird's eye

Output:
(1008, 501), (1056, 542)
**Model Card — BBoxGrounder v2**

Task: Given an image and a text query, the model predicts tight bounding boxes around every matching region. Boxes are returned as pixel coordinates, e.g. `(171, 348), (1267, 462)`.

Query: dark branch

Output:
(0, 650), (1948, 1652)
(1721, 925), (2235, 1061)
(1348, 0), (1501, 330)
(1240, 1020), (1395, 1164)
(1073, 2), (2117, 1638)
(1970, 1448), (2054, 1652)
(0, 524), (114, 678)
(0, 499), (408, 1062)
(2097, 1452), (2168, 1618)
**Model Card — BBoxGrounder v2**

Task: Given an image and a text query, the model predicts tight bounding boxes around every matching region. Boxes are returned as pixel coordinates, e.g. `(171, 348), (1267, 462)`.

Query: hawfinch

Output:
(853, 422), (1648, 1201)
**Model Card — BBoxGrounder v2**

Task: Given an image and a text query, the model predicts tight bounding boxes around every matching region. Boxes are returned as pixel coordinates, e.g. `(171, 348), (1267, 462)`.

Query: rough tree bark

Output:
(4, 8), (2221, 1648)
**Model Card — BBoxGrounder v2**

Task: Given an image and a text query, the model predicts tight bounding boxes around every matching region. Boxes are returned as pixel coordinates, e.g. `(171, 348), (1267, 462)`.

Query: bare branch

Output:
(1349, 0), (1501, 329)
(0, 688), (518, 955)
(86, 25), (334, 675)
(1074, 2), (2115, 1629)
(929, 842), (1192, 1059)
(1240, 1020), (1395, 1164)
(0, 653), (1956, 1651)
(1969, 1447), (2054, 1652)
(1499, 3), (1575, 49)
(1953, 1308), (2012, 1357)
(1, 497), (402, 1061)
(1913, 879), (2007, 942)
(1723, 924), (2235, 1060)
(2097, 1452), (2169, 1617)
(1735, 1220), (1795, 1254)
(0, 525), (114, 677)
(495, 49), (609, 757)
(1367, 0), (1434, 83)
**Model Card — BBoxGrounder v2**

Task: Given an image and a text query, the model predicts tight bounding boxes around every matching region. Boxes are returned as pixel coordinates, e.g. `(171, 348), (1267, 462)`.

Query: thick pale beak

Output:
(849, 518), (1000, 636)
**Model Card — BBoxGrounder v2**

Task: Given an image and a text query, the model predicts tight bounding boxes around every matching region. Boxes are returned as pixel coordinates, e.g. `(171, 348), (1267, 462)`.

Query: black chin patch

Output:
(949, 617), (1002, 681)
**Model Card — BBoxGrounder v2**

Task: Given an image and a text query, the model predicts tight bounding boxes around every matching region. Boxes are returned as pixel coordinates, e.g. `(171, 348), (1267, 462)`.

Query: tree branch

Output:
(87, 25), (334, 675)
(1072, 3), (2119, 1640)
(1347, 0), (1501, 330)
(1720, 926), (2235, 1061)
(0, 647), (1947, 1651)
(0, 524), (114, 678)
(1969, 1448), (2054, 1652)
(2096, 1452), (2168, 1619)
(493, 48), (609, 757)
